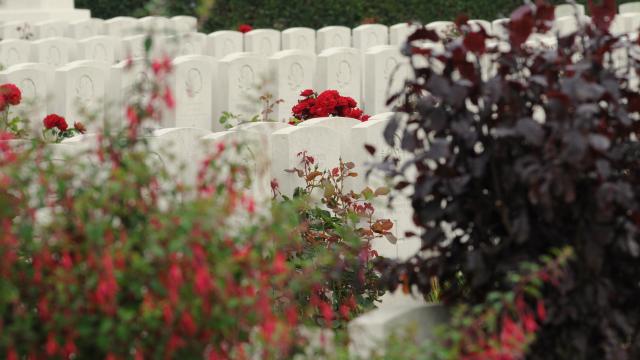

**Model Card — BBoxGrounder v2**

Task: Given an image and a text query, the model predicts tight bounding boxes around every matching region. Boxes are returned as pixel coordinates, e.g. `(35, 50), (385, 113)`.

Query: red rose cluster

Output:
(0, 83), (22, 111)
(238, 24), (253, 33)
(290, 89), (369, 125)
(43, 114), (68, 131)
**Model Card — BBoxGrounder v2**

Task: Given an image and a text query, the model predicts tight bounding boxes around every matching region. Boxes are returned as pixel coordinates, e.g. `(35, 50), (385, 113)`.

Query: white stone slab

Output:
(621, 2), (640, 13)
(172, 16), (198, 34)
(67, 18), (105, 39)
(555, 3), (585, 17)
(0, 2), (89, 24)
(121, 34), (170, 60)
(206, 30), (243, 58)
(268, 49), (315, 122)
(349, 304), (449, 359)
(0, 39), (31, 68)
(282, 27), (316, 53)
(147, 127), (212, 187)
(364, 45), (409, 115)
(139, 16), (175, 34)
(389, 23), (417, 46)
(53, 60), (109, 132)
(244, 29), (281, 57)
(492, 18), (510, 40)
(165, 55), (214, 130)
(468, 19), (492, 34)
(104, 17), (138, 38)
(271, 125), (341, 196)
(0, 21), (34, 40)
(33, 20), (68, 39)
(176, 32), (207, 56)
(316, 47), (362, 104)
(201, 129), (272, 202)
(317, 26), (351, 53)
(352, 24), (389, 52)
(106, 58), (146, 130)
(296, 116), (359, 159)
(214, 52), (267, 129)
(30, 37), (77, 67)
(425, 21), (456, 39)
(77, 35), (117, 63)
(0, 63), (50, 132)
(1, 0), (74, 8)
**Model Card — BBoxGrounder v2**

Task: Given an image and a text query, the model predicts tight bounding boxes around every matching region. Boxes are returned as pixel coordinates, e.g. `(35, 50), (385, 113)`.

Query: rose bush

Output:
(290, 89), (370, 125)
(42, 114), (87, 143)
(0, 83), (26, 137)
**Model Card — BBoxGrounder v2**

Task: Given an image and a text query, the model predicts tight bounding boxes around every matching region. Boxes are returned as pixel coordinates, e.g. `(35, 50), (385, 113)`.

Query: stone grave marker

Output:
(270, 125), (341, 196)
(67, 18), (105, 39)
(30, 37), (78, 67)
(53, 60), (109, 132)
(206, 30), (243, 58)
(77, 35), (118, 63)
(316, 47), (362, 105)
(316, 26), (351, 53)
(282, 27), (316, 53)
(364, 45), (410, 115)
(0, 39), (31, 68)
(244, 29), (281, 57)
(267, 49), (315, 122)
(165, 55), (214, 130)
(0, 63), (50, 132)
(352, 24), (389, 52)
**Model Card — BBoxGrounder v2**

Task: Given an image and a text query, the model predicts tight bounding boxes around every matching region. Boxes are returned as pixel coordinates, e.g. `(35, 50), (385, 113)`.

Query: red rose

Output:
(43, 114), (68, 131)
(360, 114), (370, 122)
(238, 24), (253, 34)
(0, 84), (21, 106)
(300, 89), (314, 97)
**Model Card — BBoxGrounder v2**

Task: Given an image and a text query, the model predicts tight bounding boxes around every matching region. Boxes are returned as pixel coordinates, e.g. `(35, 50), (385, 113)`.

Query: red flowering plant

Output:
(0, 35), (379, 359)
(290, 89), (370, 125)
(238, 24), (253, 33)
(41, 114), (87, 143)
(273, 152), (393, 328)
(0, 83), (27, 137)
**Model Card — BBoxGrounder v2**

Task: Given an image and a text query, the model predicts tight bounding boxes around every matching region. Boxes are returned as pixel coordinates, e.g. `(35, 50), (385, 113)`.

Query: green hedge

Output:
(76, 0), (639, 33)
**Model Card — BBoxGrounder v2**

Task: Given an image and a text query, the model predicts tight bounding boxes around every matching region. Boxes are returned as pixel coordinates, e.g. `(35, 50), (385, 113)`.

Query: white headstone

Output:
(165, 55), (214, 130)
(147, 127), (212, 187)
(621, 2), (640, 14)
(268, 49), (315, 122)
(350, 112), (419, 259)
(244, 29), (281, 57)
(425, 21), (456, 39)
(468, 19), (492, 34)
(214, 52), (267, 129)
(33, 20), (69, 39)
(0, 21), (33, 40)
(555, 4), (585, 17)
(296, 116), (360, 160)
(53, 60), (109, 131)
(352, 24), (389, 52)
(201, 129), (272, 202)
(317, 26), (351, 53)
(106, 58), (146, 130)
(0, 63), (50, 132)
(206, 30), (243, 58)
(316, 47), (362, 104)
(492, 18), (509, 41)
(0, 39), (31, 68)
(389, 23), (416, 46)
(121, 34), (170, 60)
(77, 35), (117, 63)
(139, 16), (175, 34)
(271, 125), (341, 196)
(0, 0), (90, 24)
(282, 27), (316, 53)
(172, 16), (198, 34)
(104, 17), (138, 38)
(176, 32), (207, 56)
(30, 37), (77, 67)
(364, 45), (409, 114)
(67, 18), (105, 39)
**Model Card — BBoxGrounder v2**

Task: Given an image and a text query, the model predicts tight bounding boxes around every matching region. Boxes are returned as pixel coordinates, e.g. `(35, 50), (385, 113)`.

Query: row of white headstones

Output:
(0, 48), (411, 134)
(51, 114), (420, 262)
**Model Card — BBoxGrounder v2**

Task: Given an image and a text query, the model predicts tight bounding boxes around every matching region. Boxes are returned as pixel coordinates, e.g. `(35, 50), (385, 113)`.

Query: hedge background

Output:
(75, 0), (638, 33)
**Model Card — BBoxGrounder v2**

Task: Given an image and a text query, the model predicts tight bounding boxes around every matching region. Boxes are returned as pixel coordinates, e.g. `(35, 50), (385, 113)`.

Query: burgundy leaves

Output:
(509, 1), (555, 49)
(589, 0), (617, 31)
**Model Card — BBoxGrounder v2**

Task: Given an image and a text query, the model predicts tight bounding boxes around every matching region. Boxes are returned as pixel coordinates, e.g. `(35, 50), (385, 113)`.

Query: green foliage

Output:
(79, 0), (640, 33)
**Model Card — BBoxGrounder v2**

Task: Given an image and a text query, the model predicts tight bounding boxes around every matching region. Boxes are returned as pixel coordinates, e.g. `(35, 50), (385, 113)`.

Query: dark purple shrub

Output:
(378, 1), (640, 358)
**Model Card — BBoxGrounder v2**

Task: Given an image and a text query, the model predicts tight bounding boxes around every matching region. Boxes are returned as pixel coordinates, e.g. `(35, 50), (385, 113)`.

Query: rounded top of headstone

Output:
(1, 0), (75, 9)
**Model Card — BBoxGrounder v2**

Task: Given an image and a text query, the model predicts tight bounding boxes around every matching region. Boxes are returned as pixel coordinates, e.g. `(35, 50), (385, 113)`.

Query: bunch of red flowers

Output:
(42, 114), (86, 142)
(290, 89), (370, 125)
(0, 84), (21, 111)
